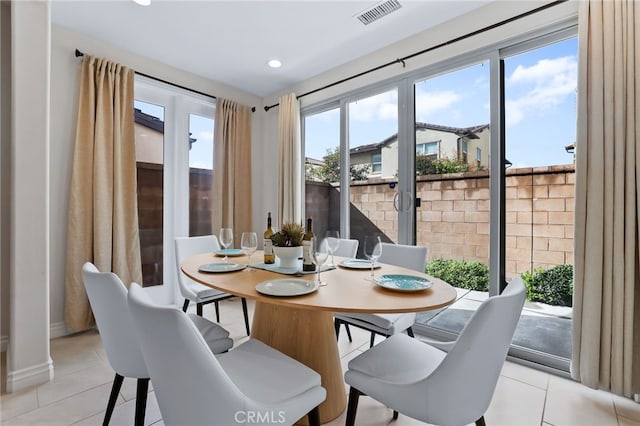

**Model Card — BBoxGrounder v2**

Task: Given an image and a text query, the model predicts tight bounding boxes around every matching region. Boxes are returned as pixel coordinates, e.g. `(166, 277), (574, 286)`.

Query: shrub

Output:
(520, 267), (545, 302)
(426, 258), (489, 292)
(524, 264), (573, 307)
(416, 155), (471, 176)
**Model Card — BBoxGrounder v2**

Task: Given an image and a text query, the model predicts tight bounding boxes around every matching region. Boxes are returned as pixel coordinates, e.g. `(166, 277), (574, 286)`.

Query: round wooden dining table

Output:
(181, 251), (457, 424)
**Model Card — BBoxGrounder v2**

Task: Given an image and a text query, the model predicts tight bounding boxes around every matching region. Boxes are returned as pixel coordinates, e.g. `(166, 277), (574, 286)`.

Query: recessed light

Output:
(133, 0), (151, 6)
(268, 59), (282, 69)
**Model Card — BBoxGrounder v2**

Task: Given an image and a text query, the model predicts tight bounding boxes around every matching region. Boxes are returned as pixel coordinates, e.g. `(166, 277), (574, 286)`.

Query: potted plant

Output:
(270, 222), (304, 268)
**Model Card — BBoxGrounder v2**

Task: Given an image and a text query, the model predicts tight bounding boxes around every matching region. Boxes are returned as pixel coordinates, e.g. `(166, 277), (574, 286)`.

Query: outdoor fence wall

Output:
(137, 163), (212, 286)
(308, 164), (575, 278)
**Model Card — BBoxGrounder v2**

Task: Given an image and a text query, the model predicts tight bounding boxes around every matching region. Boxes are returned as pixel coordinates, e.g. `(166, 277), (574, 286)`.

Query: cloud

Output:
(310, 108), (340, 122)
(415, 90), (461, 121)
(506, 56), (577, 126)
(349, 91), (398, 122)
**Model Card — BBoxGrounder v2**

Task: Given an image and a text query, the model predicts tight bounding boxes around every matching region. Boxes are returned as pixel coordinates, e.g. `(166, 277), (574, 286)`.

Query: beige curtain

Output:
(212, 99), (253, 244)
(65, 56), (142, 331)
(277, 93), (302, 225)
(572, 0), (640, 397)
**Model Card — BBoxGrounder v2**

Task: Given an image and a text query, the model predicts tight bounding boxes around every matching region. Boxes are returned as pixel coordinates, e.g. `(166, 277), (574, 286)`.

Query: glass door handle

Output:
(394, 191), (414, 212)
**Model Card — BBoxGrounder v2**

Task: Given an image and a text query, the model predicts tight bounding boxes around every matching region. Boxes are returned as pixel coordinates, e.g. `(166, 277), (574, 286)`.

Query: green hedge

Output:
(522, 264), (573, 307)
(427, 259), (573, 307)
(426, 258), (489, 292)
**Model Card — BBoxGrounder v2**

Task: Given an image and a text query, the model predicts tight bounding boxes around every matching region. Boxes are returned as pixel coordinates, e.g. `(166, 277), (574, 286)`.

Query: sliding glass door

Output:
(347, 88), (401, 253)
(301, 21), (578, 372)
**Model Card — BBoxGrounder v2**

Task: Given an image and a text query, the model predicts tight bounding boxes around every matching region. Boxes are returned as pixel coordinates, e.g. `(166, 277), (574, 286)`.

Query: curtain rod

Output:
(74, 49), (256, 113)
(263, 0), (567, 112)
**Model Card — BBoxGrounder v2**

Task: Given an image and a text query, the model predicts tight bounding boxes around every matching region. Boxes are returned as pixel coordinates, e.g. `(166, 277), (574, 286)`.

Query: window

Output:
(371, 153), (382, 173)
(135, 76), (215, 294)
(301, 19), (577, 372)
(460, 139), (468, 163)
(188, 114), (214, 237)
(416, 141), (438, 159)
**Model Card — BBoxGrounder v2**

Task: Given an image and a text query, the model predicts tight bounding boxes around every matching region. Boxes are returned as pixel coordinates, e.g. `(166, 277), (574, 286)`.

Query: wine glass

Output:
(241, 232), (258, 271)
(219, 228), (233, 263)
(312, 237), (329, 287)
(363, 235), (382, 281)
(325, 230), (340, 266)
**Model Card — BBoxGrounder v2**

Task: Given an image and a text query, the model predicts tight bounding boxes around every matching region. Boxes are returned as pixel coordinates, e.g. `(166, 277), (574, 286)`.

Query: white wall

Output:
(0, 0), (11, 351)
(261, 0), (579, 207)
(48, 26), (262, 334)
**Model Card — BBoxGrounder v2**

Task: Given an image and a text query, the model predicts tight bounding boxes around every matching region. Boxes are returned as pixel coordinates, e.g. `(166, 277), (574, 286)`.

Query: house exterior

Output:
(350, 122), (490, 178)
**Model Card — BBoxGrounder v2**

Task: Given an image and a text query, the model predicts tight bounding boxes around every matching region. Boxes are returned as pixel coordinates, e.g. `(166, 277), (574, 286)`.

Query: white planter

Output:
(273, 246), (303, 268)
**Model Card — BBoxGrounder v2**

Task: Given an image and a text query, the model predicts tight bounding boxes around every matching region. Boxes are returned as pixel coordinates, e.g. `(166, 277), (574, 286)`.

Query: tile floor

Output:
(2, 297), (639, 425)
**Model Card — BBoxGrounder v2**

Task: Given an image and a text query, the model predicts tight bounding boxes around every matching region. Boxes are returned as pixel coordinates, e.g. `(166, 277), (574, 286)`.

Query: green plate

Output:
(374, 274), (432, 292)
(215, 249), (245, 257)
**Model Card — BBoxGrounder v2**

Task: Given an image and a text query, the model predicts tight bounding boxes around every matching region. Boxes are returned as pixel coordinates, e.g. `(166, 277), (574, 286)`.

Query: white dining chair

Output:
(344, 276), (527, 426)
(332, 238), (359, 258)
(82, 262), (233, 426)
(175, 235), (251, 335)
(334, 243), (427, 347)
(127, 282), (326, 426)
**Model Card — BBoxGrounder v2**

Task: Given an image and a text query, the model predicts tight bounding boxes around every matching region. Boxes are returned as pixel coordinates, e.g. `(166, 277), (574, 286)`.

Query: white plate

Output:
(374, 274), (433, 292)
(214, 249), (245, 257)
(339, 259), (381, 270)
(256, 278), (319, 297)
(198, 263), (246, 273)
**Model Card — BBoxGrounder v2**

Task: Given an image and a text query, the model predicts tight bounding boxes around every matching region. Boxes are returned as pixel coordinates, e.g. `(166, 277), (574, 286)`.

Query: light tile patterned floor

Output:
(2, 297), (639, 425)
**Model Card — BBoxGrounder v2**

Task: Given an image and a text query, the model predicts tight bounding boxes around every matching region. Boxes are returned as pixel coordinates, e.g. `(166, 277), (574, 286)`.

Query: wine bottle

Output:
(302, 217), (316, 272)
(263, 212), (275, 264)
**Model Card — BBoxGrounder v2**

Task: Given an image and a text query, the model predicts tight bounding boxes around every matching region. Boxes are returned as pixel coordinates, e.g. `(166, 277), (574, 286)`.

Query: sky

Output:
(135, 36), (577, 172)
(304, 36), (578, 169)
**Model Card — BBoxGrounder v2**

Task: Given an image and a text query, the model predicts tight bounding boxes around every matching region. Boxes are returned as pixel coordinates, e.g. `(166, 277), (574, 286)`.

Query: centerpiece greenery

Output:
(270, 222), (304, 247)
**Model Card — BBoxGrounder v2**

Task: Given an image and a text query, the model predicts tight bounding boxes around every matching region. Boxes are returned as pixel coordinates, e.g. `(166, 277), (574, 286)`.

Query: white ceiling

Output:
(51, 0), (490, 98)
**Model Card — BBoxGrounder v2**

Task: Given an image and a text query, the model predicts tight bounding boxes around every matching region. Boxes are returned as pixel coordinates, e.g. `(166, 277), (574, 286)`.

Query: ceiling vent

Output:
(356, 0), (402, 26)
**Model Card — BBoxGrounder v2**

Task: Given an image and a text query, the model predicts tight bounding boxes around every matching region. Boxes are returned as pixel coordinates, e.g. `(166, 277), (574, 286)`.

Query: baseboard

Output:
(49, 321), (68, 339)
(6, 358), (54, 392)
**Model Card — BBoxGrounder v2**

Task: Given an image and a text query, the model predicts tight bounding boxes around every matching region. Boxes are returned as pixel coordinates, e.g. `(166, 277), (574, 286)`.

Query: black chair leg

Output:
(214, 300), (220, 322)
(103, 373), (124, 425)
(345, 323), (352, 342)
(197, 302), (203, 316)
(346, 387), (362, 426)
(475, 416), (486, 426)
(182, 299), (189, 312)
(393, 410), (399, 420)
(134, 378), (149, 426)
(407, 326), (415, 338)
(334, 318), (341, 339)
(369, 332), (376, 348)
(307, 405), (321, 426)
(241, 297), (250, 335)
